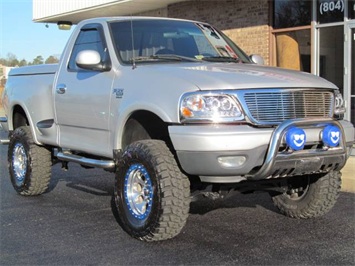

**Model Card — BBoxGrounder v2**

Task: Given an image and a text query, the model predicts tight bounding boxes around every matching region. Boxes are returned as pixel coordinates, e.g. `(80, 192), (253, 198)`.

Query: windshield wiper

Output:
(131, 54), (199, 63)
(201, 56), (242, 63)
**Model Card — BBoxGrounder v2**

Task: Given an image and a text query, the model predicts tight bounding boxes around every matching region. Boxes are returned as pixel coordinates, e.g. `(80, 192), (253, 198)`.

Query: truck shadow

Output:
(189, 191), (278, 215)
(48, 163), (279, 216)
(48, 163), (114, 196)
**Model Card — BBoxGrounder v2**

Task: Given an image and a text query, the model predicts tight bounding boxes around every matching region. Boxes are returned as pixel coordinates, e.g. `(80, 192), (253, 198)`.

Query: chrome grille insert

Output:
(241, 90), (334, 125)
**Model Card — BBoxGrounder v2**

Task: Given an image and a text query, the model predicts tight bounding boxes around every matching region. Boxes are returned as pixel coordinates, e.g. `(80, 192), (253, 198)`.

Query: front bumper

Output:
(169, 119), (354, 183)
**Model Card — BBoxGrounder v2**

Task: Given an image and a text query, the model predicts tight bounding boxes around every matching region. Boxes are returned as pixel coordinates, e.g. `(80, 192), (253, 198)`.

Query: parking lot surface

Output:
(0, 130), (354, 265)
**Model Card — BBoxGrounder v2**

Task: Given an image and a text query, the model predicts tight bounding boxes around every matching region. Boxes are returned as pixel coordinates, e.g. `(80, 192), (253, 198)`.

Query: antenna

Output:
(130, 16), (136, 69)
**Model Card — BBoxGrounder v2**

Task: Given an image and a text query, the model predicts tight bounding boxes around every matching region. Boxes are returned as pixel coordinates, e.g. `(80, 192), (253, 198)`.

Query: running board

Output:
(0, 117), (9, 145)
(55, 152), (115, 169)
(0, 139), (9, 145)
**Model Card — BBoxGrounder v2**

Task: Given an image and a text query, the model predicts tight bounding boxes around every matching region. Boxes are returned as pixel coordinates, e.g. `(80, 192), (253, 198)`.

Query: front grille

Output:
(242, 90), (333, 124)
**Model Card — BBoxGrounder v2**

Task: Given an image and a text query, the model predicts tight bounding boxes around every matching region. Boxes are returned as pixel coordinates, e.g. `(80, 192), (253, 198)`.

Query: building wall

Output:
(167, 0), (270, 64)
(137, 7), (168, 17)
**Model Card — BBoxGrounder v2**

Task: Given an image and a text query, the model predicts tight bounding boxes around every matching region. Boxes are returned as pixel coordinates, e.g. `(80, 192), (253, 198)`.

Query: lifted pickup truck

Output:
(1, 17), (354, 241)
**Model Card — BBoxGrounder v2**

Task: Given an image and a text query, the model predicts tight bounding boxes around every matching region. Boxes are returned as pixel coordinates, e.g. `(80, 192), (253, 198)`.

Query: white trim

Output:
(345, 21), (355, 123)
(33, 0), (187, 23)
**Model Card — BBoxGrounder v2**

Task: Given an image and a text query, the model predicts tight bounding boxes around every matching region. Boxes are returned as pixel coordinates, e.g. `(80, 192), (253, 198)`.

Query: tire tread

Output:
(116, 140), (190, 242)
(8, 126), (51, 196)
(272, 171), (341, 219)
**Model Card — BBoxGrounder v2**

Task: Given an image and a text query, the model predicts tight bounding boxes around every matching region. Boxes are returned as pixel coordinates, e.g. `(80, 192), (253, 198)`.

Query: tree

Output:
(0, 57), (6, 65)
(45, 55), (59, 64)
(0, 53), (54, 66)
(19, 59), (27, 67)
(6, 53), (19, 67)
(31, 55), (44, 65)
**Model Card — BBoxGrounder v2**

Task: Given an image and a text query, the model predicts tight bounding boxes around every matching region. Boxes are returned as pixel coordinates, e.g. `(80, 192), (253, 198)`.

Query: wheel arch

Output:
(116, 110), (172, 151)
(12, 105), (29, 129)
(9, 103), (40, 144)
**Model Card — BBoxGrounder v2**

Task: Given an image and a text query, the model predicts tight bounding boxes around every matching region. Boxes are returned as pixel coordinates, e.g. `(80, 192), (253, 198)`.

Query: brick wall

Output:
(168, 0), (270, 64)
(136, 7), (168, 17)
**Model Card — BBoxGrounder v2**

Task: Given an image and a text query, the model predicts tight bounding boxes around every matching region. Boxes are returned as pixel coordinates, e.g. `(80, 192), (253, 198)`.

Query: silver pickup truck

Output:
(1, 17), (354, 242)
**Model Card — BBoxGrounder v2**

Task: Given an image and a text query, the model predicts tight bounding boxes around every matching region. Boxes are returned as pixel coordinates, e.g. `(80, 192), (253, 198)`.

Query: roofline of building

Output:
(33, 0), (187, 24)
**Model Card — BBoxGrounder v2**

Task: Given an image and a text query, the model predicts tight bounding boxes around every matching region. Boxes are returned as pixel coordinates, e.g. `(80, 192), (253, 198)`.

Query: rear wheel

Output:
(272, 171), (341, 218)
(114, 140), (190, 241)
(8, 126), (52, 196)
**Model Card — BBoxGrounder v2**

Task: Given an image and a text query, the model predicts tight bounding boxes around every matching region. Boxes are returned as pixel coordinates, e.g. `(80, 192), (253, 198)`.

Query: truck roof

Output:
(77, 16), (201, 26)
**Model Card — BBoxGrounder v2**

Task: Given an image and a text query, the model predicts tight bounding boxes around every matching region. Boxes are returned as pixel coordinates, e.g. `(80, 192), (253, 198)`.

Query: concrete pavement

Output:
(341, 154), (355, 193)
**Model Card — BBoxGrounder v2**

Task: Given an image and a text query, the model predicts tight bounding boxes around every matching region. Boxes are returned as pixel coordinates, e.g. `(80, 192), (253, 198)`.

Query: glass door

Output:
(351, 27), (355, 126)
(317, 25), (344, 93)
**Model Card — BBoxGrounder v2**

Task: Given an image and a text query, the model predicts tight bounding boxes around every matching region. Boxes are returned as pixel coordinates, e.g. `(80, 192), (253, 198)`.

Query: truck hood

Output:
(143, 62), (338, 91)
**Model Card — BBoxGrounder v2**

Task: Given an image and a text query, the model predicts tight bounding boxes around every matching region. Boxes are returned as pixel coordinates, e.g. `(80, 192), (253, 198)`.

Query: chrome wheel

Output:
(124, 163), (153, 220)
(12, 143), (28, 186)
(115, 140), (191, 241)
(8, 126), (52, 195)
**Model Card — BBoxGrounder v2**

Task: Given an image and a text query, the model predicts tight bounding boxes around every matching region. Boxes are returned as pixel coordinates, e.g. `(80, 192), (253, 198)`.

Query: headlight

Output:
(334, 90), (346, 115)
(180, 92), (244, 123)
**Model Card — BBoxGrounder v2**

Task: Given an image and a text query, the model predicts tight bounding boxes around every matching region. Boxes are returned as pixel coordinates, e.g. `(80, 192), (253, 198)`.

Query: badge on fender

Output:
(113, 88), (124, 98)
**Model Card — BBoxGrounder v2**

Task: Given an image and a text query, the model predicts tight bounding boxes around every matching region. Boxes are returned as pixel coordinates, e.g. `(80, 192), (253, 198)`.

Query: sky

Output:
(0, 0), (75, 62)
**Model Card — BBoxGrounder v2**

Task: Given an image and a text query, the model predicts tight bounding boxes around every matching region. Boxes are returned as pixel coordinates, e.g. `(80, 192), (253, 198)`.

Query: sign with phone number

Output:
(319, 0), (344, 15)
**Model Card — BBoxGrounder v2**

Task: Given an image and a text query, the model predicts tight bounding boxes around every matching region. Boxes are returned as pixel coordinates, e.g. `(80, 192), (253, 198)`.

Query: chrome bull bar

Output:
(246, 118), (348, 180)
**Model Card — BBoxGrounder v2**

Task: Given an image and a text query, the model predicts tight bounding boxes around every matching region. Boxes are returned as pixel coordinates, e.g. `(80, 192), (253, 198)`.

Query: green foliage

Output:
(45, 56), (59, 64)
(31, 55), (44, 65)
(0, 53), (59, 67)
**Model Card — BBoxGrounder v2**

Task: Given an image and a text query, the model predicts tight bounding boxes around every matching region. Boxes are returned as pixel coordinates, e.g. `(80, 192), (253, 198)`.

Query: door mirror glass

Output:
(76, 50), (107, 71)
(249, 54), (264, 65)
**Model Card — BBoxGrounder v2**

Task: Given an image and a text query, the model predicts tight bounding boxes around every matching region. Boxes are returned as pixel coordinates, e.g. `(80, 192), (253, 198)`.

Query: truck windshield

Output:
(109, 19), (251, 65)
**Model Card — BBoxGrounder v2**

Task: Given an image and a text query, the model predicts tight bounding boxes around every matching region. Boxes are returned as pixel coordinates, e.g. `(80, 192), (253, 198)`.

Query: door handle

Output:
(56, 84), (67, 94)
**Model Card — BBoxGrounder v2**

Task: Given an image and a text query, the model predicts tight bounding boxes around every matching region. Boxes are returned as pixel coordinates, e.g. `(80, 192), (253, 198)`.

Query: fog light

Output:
(218, 156), (246, 168)
(322, 125), (341, 147)
(285, 127), (306, 151)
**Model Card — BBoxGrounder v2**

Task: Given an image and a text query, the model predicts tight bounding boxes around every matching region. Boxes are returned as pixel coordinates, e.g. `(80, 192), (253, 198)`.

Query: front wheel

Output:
(114, 140), (190, 241)
(8, 126), (52, 196)
(272, 171), (341, 219)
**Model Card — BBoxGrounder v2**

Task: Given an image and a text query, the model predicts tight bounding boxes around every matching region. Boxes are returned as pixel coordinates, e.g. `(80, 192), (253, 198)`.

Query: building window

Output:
(275, 30), (311, 72)
(318, 26), (344, 93)
(273, 0), (311, 72)
(274, 0), (311, 29)
(350, 0), (355, 19)
(317, 0), (345, 23)
(351, 28), (355, 126)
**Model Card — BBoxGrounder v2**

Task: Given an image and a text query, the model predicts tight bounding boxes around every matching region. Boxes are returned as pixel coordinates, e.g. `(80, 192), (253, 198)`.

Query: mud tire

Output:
(8, 126), (52, 196)
(114, 140), (190, 241)
(272, 171), (341, 218)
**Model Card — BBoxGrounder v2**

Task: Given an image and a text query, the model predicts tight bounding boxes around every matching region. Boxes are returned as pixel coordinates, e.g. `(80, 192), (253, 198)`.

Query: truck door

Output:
(54, 24), (114, 157)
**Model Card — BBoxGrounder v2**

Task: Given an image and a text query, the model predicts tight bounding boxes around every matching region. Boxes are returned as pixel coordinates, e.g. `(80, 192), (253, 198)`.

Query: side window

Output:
(68, 29), (106, 70)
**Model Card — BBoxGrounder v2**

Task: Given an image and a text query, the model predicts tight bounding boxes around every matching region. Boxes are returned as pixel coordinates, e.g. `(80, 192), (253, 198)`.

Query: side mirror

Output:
(76, 50), (110, 71)
(249, 54), (264, 65)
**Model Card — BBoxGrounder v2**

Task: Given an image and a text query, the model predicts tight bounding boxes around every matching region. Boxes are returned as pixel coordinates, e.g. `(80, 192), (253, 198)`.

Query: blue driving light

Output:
(285, 127), (306, 151)
(322, 125), (341, 147)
